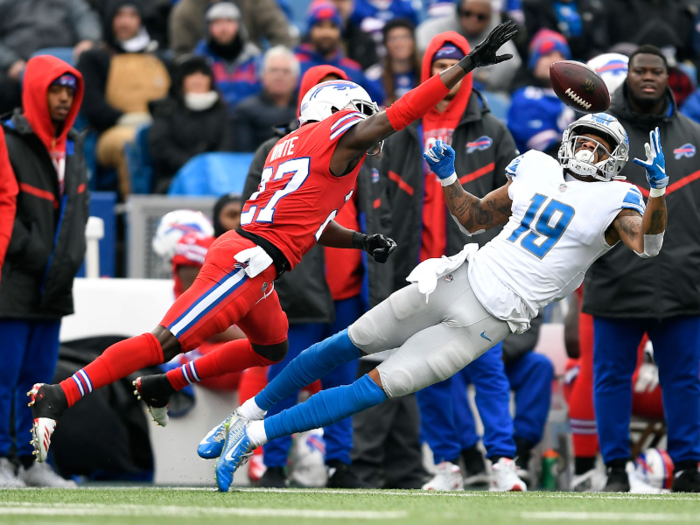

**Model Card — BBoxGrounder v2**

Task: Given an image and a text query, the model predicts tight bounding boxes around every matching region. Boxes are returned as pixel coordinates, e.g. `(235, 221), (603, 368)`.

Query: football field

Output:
(1, 487), (700, 525)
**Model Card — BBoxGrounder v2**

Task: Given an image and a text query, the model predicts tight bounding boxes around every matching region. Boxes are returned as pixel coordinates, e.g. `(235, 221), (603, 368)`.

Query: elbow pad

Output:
(450, 213), (485, 237)
(637, 232), (664, 258)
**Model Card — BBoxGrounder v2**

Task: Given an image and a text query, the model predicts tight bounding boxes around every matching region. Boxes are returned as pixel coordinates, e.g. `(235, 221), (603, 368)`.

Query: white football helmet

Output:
(586, 53), (629, 96)
(298, 80), (382, 154)
(152, 209), (214, 260)
(558, 112), (629, 181)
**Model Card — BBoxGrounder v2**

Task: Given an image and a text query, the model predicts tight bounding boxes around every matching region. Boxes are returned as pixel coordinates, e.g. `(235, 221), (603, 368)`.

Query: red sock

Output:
(166, 339), (275, 391)
(238, 366), (269, 404)
(60, 333), (164, 407)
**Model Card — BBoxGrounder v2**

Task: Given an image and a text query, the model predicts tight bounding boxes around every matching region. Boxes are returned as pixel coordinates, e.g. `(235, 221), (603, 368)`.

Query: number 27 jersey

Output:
(240, 109), (367, 269)
(469, 150), (646, 322)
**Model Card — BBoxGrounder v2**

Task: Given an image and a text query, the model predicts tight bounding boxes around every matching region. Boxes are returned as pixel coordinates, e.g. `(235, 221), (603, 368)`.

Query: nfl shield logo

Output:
(559, 184), (567, 192)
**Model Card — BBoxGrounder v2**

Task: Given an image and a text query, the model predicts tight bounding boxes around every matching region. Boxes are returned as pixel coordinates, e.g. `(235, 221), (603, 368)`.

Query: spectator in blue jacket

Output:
(350, 0), (419, 50)
(507, 29), (575, 156)
(194, 2), (261, 112)
(296, 3), (384, 104)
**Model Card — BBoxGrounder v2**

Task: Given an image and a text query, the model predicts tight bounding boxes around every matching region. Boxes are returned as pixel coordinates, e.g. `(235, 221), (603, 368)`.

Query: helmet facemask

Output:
(346, 98), (383, 156)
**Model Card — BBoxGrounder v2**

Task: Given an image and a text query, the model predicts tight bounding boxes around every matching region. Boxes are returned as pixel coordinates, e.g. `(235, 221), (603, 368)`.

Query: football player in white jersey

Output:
(207, 112), (668, 492)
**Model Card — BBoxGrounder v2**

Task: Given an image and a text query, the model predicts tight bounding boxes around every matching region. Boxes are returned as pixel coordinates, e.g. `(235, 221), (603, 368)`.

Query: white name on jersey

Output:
(270, 137), (298, 162)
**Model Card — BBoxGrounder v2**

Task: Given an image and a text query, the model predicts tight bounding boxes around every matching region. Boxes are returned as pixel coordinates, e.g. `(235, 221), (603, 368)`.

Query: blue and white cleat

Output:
(197, 416), (230, 459)
(215, 416), (254, 492)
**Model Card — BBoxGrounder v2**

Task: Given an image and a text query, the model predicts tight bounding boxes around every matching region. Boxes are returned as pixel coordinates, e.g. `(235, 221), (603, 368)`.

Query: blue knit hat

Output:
(528, 29), (571, 70)
(307, 3), (343, 31)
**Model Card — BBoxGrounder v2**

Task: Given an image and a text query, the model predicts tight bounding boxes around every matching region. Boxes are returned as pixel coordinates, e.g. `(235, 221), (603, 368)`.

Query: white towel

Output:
(406, 244), (479, 302)
(234, 246), (274, 278)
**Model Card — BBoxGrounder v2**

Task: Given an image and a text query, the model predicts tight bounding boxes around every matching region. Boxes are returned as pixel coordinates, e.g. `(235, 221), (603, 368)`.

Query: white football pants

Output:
(348, 261), (510, 399)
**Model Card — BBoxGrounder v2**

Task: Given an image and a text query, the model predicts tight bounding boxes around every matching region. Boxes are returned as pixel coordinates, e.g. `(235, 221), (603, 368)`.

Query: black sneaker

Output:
(462, 445), (489, 487)
(258, 466), (289, 488)
(672, 465), (700, 493)
(603, 466), (630, 492)
(326, 460), (373, 488)
(514, 437), (533, 487)
(28, 383), (68, 463)
(133, 374), (176, 427)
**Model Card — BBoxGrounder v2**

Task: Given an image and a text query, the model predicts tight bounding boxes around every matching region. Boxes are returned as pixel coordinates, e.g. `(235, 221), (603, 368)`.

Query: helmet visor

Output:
(571, 134), (612, 164)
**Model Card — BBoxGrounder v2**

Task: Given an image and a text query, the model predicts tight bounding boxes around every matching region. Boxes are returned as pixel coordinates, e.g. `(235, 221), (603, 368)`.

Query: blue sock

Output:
(264, 374), (387, 442)
(255, 329), (361, 411)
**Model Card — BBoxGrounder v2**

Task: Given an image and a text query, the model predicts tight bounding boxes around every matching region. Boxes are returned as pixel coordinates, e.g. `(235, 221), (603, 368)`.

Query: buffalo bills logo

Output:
(466, 136), (493, 153)
(372, 168), (380, 183)
(674, 143), (696, 159)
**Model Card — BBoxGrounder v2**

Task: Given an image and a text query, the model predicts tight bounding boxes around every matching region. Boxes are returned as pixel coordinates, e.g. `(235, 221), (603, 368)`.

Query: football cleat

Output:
(571, 468), (606, 492)
(422, 462), (464, 491)
(28, 383), (66, 463)
(215, 415), (254, 492)
(197, 415), (232, 459)
(132, 376), (171, 427)
(490, 458), (527, 492)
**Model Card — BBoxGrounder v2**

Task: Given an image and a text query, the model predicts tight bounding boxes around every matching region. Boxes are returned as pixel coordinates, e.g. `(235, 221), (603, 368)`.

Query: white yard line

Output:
(522, 511), (700, 521)
(0, 502), (405, 520)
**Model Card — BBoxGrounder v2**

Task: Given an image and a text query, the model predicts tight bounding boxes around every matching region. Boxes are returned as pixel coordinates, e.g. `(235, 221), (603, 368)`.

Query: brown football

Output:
(550, 60), (610, 114)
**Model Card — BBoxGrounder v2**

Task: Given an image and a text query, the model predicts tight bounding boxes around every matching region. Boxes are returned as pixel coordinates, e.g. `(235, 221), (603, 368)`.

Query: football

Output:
(550, 60), (610, 114)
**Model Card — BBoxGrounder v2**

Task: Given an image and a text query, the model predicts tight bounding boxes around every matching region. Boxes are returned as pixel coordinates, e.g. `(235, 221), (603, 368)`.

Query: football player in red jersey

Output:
(28, 21), (518, 462)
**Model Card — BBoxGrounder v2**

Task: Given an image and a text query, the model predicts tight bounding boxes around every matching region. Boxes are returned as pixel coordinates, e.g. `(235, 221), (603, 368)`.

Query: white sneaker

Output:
(571, 468), (606, 492)
(422, 461), (464, 491)
(490, 458), (527, 492)
(0, 458), (26, 488)
(18, 462), (77, 488)
(627, 462), (665, 494)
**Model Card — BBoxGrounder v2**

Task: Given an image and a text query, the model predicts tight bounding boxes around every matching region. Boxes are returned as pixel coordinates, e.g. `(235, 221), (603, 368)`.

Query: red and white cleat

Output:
(28, 384), (61, 463)
(133, 377), (170, 427)
(490, 458), (527, 492)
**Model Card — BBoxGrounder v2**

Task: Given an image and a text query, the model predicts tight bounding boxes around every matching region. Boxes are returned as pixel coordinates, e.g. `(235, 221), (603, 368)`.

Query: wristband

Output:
(440, 172), (458, 187)
(351, 231), (367, 250)
(649, 187), (666, 198)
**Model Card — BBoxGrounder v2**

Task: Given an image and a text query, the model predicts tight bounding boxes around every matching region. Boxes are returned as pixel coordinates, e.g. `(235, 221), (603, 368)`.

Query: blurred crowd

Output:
(1, 0), (700, 494)
(3, 0), (700, 196)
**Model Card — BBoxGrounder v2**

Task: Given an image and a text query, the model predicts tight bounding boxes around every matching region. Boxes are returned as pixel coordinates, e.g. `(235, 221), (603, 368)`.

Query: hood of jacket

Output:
(420, 31), (473, 130)
(297, 64), (349, 117)
(21, 55), (84, 155)
(610, 82), (677, 130)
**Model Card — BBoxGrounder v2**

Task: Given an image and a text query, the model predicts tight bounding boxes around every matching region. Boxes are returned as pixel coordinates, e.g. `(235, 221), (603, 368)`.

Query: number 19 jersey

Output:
(240, 109), (367, 269)
(469, 150), (646, 327)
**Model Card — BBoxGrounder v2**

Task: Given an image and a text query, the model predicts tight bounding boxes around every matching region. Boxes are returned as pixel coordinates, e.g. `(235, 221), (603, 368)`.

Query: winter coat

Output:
(148, 96), (234, 193)
(194, 38), (260, 112)
(242, 134), (393, 324)
(0, 57), (89, 319)
(168, 0), (292, 57)
(0, 126), (18, 288)
(583, 84), (700, 319)
(231, 91), (297, 152)
(0, 0), (101, 72)
(382, 89), (518, 292)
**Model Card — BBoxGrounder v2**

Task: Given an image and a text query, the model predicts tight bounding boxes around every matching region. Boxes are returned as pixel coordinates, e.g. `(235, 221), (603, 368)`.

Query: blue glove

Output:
(423, 140), (456, 180)
(633, 127), (668, 190)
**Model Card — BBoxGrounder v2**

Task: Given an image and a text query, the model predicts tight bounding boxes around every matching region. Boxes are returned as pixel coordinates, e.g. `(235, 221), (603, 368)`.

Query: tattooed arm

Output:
(442, 179), (514, 235)
(606, 195), (667, 256)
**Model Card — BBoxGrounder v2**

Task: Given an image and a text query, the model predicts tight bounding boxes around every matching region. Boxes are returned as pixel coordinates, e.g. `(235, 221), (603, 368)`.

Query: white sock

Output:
(247, 420), (268, 447)
(238, 398), (266, 420)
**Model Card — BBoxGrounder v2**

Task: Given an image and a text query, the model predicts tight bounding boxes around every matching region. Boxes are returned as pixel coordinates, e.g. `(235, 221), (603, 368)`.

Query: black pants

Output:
(350, 360), (428, 489)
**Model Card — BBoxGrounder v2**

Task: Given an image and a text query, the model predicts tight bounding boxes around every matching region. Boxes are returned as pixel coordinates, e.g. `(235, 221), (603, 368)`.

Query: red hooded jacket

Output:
(0, 128), (18, 287)
(420, 32), (473, 261)
(22, 56), (84, 191)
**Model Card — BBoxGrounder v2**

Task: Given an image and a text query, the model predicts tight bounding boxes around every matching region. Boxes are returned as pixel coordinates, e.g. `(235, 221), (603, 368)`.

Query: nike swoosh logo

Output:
(657, 164), (665, 174)
(480, 331), (492, 342)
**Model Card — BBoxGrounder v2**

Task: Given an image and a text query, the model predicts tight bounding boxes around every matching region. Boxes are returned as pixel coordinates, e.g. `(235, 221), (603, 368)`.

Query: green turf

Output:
(1, 487), (699, 525)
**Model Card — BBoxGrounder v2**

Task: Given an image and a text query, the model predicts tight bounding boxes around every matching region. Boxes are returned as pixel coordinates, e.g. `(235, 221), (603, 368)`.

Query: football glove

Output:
(423, 140), (456, 180)
(352, 232), (397, 264)
(633, 127), (668, 191)
(458, 20), (517, 72)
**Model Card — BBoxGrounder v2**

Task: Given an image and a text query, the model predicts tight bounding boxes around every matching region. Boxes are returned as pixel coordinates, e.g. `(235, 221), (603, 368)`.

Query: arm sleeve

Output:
(251, 0), (293, 47)
(77, 51), (123, 131)
(67, 0), (102, 42)
(0, 129), (18, 283)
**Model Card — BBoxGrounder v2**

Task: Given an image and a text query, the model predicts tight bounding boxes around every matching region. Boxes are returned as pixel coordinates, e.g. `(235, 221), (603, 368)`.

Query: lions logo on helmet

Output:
(299, 80), (383, 155)
(558, 112), (630, 182)
(152, 210), (214, 260)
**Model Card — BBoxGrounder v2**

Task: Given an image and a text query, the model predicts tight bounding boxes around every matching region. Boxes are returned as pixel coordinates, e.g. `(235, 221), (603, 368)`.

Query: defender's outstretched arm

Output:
(330, 21), (518, 175)
(424, 140), (513, 235)
(611, 127), (668, 257)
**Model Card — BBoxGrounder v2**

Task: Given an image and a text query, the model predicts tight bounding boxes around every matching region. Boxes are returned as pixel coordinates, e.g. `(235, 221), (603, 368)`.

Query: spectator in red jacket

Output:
(0, 128), (17, 289)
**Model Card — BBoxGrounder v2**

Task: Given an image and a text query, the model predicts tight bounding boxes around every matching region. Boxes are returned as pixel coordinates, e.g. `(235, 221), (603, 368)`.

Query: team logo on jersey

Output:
(674, 143), (696, 159)
(372, 168), (380, 183)
(444, 274), (453, 283)
(559, 183), (567, 192)
(466, 136), (493, 153)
